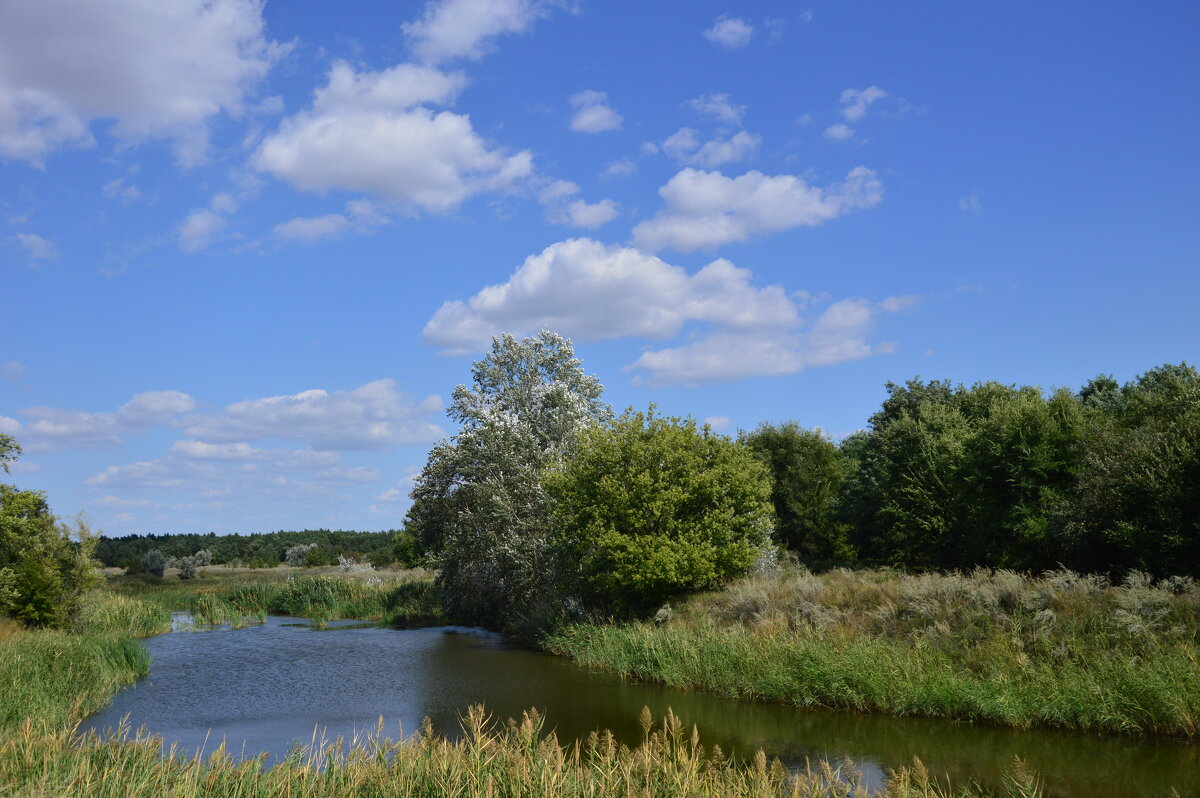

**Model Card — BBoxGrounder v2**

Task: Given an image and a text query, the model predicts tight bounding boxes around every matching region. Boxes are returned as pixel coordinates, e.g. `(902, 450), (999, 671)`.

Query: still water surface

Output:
(82, 616), (1199, 796)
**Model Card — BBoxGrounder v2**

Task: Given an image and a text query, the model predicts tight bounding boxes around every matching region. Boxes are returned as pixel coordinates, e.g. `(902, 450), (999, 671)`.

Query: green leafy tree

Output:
(546, 407), (773, 616)
(739, 422), (853, 563)
(0, 441), (100, 627)
(407, 330), (609, 630)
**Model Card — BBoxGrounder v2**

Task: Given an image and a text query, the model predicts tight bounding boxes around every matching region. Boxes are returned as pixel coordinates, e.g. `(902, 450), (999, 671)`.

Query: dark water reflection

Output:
(81, 617), (1199, 796)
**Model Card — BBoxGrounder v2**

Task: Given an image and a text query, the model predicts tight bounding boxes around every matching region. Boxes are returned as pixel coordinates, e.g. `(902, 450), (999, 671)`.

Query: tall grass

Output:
(545, 567), (1200, 738)
(0, 706), (1047, 798)
(108, 568), (442, 627)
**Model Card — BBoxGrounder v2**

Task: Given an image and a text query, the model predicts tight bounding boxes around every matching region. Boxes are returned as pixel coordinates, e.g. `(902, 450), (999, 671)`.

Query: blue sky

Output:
(2, 0), (1196, 537)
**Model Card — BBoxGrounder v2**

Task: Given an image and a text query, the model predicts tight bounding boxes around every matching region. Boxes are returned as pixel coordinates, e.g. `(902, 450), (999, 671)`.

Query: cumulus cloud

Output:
(632, 166), (884, 252)
(0, 0), (286, 166)
(183, 379), (443, 451)
(254, 61), (532, 212)
(103, 177), (141, 204)
(839, 86), (887, 122)
(960, 193), (982, 215)
(628, 298), (906, 386)
(423, 237), (917, 385)
(5, 390), (196, 453)
(403, 0), (552, 64)
(537, 180), (619, 229)
(687, 93), (746, 126)
(662, 127), (759, 168)
(601, 158), (636, 179)
(423, 237), (799, 353)
(569, 90), (622, 133)
(703, 16), (754, 49)
(15, 233), (58, 261)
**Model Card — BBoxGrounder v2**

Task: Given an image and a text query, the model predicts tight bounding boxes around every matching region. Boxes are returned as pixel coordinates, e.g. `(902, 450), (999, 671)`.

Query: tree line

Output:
(94, 528), (417, 571)
(407, 331), (1197, 634)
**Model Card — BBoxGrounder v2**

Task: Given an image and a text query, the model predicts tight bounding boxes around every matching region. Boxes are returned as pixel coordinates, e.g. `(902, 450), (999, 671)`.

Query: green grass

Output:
(0, 705), (1047, 798)
(107, 566), (443, 627)
(544, 567), (1200, 739)
(0, 592), (168, 733)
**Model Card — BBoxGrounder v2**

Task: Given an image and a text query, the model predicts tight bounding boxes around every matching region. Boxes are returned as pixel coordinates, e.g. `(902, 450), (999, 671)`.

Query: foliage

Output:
(284, 543), (317, 567)
(0, 434), (18, 474)
(192, 549), (212, 567)
(739, 422), (853, 563)
(176, 556), (197, 580)
(0, 482), (100, 628)
(141, 549), (166, 578)
(407, 330), (609, 631)
(547, 407), (773, 616)
(95, 528), (402, 569)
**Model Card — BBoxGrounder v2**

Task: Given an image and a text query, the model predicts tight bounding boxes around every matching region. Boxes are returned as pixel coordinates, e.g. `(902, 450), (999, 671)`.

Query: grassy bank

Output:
(545, 567), (1200, 739)
(0, 705), (1046, 798)
(0, 592), (170, 733)
(107, 565), (443, 627)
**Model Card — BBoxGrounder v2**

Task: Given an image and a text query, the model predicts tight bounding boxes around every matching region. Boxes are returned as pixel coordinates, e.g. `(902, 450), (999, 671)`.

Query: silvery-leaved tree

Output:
(407, 330), (609, 633)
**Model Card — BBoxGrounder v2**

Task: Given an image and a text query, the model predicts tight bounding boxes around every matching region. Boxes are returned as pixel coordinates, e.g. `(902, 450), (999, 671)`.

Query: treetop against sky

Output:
(1, 0), (1195, 536)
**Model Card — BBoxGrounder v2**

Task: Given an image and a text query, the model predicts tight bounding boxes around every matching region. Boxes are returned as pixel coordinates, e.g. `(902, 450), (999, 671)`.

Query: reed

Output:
(0, 706), (1046, 798)
(545, 567), (1200, 739)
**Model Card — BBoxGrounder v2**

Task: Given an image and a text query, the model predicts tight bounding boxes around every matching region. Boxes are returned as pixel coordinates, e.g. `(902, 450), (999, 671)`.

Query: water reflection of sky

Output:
(81, 617), (1199, 796)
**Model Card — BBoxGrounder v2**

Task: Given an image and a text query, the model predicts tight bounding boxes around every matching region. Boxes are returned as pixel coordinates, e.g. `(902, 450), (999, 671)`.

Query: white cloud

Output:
(314, 465), (381, 484)
(254, 61), (532, 212)
(839, 86), (887, 122)
(183, 379), (443, 451)
(631, 166), (884, 252)
(763, 18), (785, 42)
(601, 158), (636, 179)
(423, 237), (918, 385)
(178, 209), (224, 253)
(103, 177), (141, 204)
(628, 297), (910, 386)
(569, 90), (622, 133)
(15, 233), (58, 260)
(0, 0), (286, 166)
(423, 237), (799, 353)
(703, 16), (754, 49)
(274, 213), (351, 243)
(662, 127), (760, 168)
(1, 361), (28, 381)
(704, 415), (731, 431)
(687, 93), (746, 126)
(799, 9), (814, 24)
(537, 180), (619, 229)
(403, 0), (551, 64)
(960, 193), (982, 215)
(6, 390), (196, 453)
(823, 123), (855, 141)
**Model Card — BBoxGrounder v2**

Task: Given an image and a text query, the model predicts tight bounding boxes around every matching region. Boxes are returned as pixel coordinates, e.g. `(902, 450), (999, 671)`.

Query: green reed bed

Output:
(0, 592), (168, 734)
(0, 705), (1045, 798)
(108, 568), (442, 627)
(544, 567), (1200, 739)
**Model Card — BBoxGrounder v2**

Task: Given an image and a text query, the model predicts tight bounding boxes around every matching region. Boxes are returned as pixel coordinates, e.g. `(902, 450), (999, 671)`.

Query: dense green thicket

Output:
(838, 362), (1199, 577)
(0, 435), (100, 628)
(548, 408), (773, 616)
(96, 528), (415, 571)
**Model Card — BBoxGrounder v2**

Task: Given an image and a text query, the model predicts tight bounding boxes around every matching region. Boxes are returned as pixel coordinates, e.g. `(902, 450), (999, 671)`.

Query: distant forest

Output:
(96, 529), (416, 570)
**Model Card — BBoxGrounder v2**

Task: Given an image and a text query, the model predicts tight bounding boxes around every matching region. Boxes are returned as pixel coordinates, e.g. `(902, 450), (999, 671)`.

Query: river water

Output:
(81, 616), (1199, 796)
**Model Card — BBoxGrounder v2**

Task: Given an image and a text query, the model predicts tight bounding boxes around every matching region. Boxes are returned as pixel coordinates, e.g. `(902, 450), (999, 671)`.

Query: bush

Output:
(547, 407), (774, 616)
(284, 543), (318, 568)
(141, 549), (167, 579)
(177, 556), (197, 580)
(192, 549), (212, 567)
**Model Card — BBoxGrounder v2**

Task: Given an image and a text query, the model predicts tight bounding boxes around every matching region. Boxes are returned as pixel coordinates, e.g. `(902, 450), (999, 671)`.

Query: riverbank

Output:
(545, 566), (1200, 739)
